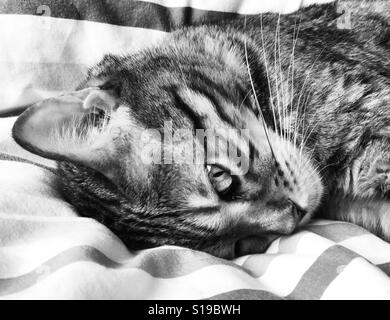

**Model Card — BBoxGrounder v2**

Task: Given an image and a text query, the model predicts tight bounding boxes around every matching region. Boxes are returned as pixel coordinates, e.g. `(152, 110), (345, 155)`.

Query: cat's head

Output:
(12, 30), (323, 258)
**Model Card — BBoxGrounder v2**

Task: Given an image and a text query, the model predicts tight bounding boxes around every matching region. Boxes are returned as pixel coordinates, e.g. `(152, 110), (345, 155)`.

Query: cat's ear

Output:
(12, 87), (119, 170)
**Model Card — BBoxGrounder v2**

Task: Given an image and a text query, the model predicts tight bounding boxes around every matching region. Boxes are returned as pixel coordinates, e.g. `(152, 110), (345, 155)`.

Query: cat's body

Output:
(11, 3), (390, 258)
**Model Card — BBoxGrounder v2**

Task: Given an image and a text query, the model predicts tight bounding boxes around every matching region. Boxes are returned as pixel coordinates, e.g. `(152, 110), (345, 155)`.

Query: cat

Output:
(11, 2), (390, 258)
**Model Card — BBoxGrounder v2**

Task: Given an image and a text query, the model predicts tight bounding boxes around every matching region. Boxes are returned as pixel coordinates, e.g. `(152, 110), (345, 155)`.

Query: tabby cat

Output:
(11, 3), (390, 258)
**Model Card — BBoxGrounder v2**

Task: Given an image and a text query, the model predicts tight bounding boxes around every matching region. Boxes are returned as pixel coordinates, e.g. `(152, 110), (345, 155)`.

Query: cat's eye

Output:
(207, 165), (233, 195)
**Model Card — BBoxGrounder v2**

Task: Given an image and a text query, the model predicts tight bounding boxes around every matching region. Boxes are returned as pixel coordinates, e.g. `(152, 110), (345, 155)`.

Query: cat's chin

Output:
(233, 234), (280, 257)
(206, 234), (280, 259)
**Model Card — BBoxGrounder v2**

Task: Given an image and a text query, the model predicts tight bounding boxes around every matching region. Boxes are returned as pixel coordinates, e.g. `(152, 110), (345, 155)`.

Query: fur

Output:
(12, 2), (390, 258)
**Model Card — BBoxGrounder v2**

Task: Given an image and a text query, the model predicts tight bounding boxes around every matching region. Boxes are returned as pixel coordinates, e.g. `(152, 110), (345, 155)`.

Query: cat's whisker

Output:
(276, 15), (287, 145)
(290, 17), (301, 151)
(273, 14), (284, 143)
(238, 89), (253, 111)
(296, 92), (312, 152)
(244, 16), (276, 159)
(300, 161), (331, 193)
(301, 149), (330, 182)
(299, 91), (320, 158)
(298, 164), (322, 189)
(294, 49), (323, 129)
(301, 114), (318, 150)
(295, 85), (311, 152)
(285, 18), (299, 154)
(314, 162), (336, 176)
(294, 50), (324, 161)
(259, 15), (279, 138)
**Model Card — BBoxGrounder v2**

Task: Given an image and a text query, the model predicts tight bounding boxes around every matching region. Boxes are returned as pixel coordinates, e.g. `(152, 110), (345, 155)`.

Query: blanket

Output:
(1, 0), (390, 300)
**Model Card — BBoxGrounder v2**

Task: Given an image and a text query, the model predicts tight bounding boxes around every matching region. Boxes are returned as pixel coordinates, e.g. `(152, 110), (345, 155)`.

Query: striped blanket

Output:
(1, 0), (390, 300)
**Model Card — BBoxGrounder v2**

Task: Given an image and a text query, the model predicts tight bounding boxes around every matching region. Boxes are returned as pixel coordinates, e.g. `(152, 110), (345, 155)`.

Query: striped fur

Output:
(11, 3), (390, 258)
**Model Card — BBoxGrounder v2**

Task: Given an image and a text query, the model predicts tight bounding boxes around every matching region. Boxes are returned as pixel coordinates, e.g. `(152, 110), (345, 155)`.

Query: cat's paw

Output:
(357, 158), (390, 198)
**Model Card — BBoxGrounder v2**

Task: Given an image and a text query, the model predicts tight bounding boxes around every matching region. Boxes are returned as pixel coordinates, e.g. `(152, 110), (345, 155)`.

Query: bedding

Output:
(1, 0), (390, 300)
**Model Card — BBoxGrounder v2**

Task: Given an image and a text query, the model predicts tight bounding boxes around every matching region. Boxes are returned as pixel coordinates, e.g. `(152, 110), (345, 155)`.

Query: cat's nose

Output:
(289, 199), (307, 220)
